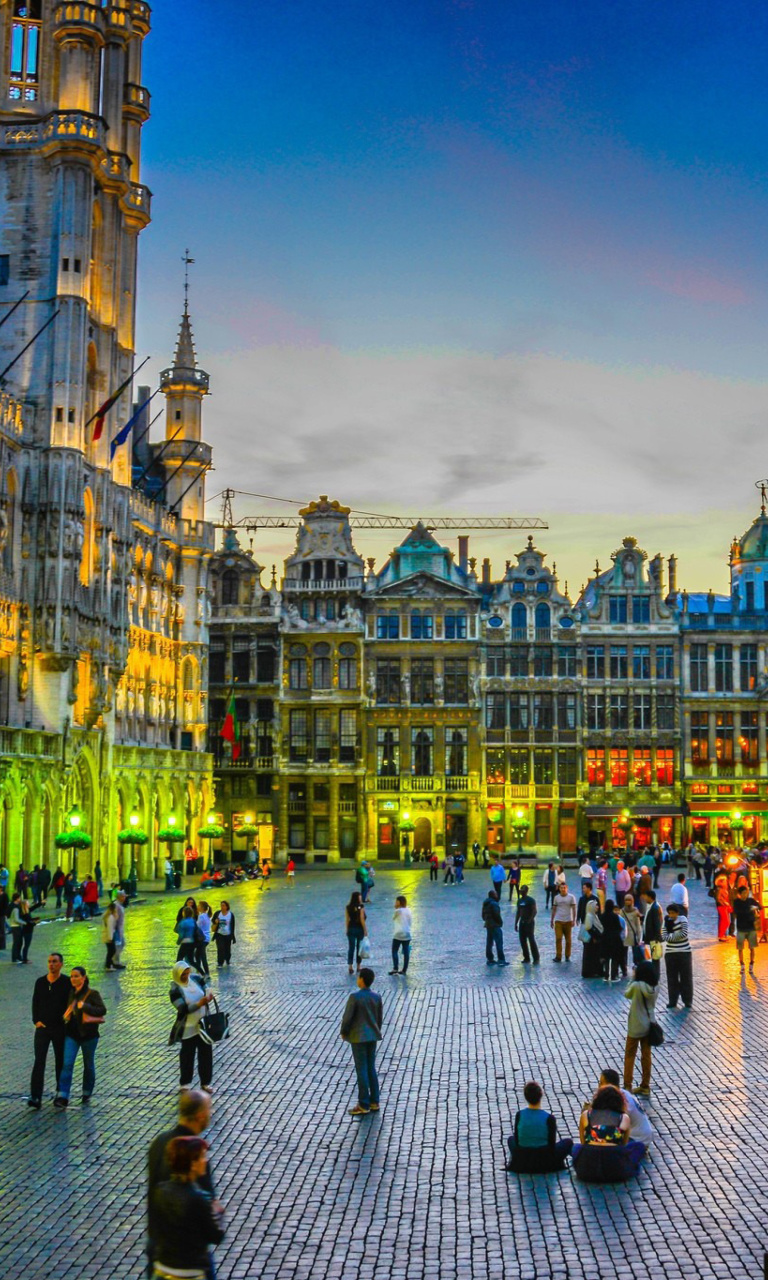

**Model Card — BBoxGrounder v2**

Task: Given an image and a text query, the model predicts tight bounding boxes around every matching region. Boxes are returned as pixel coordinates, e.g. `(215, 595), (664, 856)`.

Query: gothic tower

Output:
(159, 302), (211, 525)
(0, 0), (151, 458)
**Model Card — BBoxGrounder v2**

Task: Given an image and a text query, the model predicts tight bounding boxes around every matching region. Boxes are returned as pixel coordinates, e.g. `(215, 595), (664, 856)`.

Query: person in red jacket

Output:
(82, 876), (100, 918)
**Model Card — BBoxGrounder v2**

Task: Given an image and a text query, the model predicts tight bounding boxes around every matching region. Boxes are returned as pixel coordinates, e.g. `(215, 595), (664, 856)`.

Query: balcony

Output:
(42, 111), (107, 154)
(445, 775), (469, 790)
(486, 783), (505, 798)
(54, 3), (106, 41)
(339, 800), (357, 815)
(509, 784), (529, 798)
(284, 577), (364, 592)
(130, 1), (151, 35)
(510, 628), (528, 642)
(123, 182), (152, 229)
(375, 776), (400, 791)
(0, 728), (60, 759)
(409, 776), (436, 791)
(124, 82), (151, 123)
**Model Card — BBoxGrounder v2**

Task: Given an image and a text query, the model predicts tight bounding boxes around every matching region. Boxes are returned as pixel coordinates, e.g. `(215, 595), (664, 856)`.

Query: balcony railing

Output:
(0, 727), (60, 758)
(445, 775), (469, 790)
(338, 800), (357, 814)
(42, 110), (106, 151)
(486, 783), (505, 797)
(510, 628), (528, 642)
(409, 776), (436, 791)
(283, 577), (364, 592)
(375, 776), (400, 791)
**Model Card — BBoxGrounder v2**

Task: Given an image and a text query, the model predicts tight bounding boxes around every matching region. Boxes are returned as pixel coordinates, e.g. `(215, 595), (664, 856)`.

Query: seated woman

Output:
(507, 1081), (573, 1173)
(572, 1084), (645, 1182)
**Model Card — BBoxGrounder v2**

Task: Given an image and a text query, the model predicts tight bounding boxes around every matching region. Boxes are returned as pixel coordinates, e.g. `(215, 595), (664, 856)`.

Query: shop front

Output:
(687, 803), (763, 848)
(586, 806), (682, 853)
(486, 802), (505, 852)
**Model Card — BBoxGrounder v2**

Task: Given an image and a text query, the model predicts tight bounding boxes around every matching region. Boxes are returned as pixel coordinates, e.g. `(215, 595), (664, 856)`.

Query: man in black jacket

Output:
(340, 967), (383, 1116)
(482, 889), (508, 966)
(28, 952), (71, 1109)
(515, 886), (539, 964)
(640, 888), (663, 980)
(147, 1090), (215, 1278)
(577, 883), (594, 926)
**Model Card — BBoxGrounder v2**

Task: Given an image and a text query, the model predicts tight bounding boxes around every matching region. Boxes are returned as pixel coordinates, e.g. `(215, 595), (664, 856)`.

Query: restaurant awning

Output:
(585, 805), (684, 817)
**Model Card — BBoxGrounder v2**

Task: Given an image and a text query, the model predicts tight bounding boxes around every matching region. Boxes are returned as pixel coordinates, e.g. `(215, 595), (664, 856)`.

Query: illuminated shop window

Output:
(586, 748), (605, 786)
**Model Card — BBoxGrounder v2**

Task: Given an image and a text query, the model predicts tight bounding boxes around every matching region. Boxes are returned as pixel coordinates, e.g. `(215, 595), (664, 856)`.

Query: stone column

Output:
(329, 775), (339, 863)
(708, 710), (717, 778)
(278, 775), (289, 859)
(356, 778), (367, 858)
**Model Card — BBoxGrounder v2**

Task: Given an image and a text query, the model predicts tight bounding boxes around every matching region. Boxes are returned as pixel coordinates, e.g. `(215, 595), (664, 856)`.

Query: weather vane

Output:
(181, 248), (195, 311)
(755, 479), (768, 515)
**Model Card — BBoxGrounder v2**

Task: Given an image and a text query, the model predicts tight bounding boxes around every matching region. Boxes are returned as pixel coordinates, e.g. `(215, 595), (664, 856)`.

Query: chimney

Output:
(667, 555), (677, 598)
(458, 536), (469, 572)
(482, 557), (491, 587)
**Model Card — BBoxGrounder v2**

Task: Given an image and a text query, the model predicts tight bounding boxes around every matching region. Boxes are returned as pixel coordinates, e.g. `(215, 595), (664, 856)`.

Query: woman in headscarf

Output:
(169, 962), (215, 1094)
(580, 898), (604, 978)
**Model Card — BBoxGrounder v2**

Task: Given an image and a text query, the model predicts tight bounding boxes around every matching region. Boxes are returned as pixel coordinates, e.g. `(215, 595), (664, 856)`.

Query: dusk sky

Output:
(136, 0), (768, 595)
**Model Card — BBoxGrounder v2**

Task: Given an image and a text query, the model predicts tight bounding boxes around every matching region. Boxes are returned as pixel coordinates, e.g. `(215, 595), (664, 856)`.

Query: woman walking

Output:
(54, 966), (106, 1108)
(152, 1136), (225, 1279)
(623, 960), (658, 1099)
(102, 902), (118, 971)
(211, 901), (236, 968)
(345, 891), (367, 974)
(580, 898), (604, 978)
(620, 895), (644, 969)
(169, 962), (215, 1093)
(175, 907), (198, 966)
(389, 895), (412, 975)
(176, 897), (199, 925)
(52, 867), (66, 910)
(600, 899), (624, 983)
(195, 901), (212, 975)
(10, 893), (38, 964)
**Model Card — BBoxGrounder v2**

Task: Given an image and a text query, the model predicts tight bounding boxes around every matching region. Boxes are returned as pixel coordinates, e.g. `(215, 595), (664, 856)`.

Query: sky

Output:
(135, 0), (768, 596)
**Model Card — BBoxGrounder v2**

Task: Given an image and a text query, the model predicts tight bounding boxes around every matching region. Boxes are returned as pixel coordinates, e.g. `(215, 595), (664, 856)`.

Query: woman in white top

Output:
(212, 901), (236, 968)
(169, 962), (215, 1092)
(390, 895), (413, 975)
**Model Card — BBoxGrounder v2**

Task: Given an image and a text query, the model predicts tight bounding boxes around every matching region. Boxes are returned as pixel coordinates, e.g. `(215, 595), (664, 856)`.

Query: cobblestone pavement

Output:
(1, 865), (766, 1280)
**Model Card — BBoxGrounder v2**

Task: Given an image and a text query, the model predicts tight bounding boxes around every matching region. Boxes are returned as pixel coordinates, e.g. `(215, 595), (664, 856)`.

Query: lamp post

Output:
(399, 809), (415, 865)
(128, 811), (139, 897)
(619, 807), (633, 855)
(68, 806), (81, 880)
(198, 811), (224, 873)
(235, 812), (259, 864)
(511, 807), (529, 854)
(731, 808), (745, 849)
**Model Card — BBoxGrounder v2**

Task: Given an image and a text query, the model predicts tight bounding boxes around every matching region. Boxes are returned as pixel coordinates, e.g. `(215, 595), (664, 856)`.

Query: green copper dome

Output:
(736, 512), (768, 562)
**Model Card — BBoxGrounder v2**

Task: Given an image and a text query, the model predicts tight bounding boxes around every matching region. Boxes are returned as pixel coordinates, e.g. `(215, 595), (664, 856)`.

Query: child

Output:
(72, 890), (84, 922)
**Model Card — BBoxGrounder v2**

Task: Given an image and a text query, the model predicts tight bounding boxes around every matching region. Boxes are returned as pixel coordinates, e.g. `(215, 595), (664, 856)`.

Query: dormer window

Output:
(609, 595), (628, 624)
(221, 570), (238, 605)
(10, 1), (41, 102)
(536, 580), (549, 594)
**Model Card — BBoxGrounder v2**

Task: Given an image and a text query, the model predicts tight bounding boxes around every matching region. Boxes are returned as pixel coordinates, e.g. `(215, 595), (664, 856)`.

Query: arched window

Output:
(313, 642), (331, 689)
(10, 2), (42, 102)
(511, 602), (527, 634)
(535, 602), (551, 633)
(221, 570), (238, 605)
(80, 488), (95, 586)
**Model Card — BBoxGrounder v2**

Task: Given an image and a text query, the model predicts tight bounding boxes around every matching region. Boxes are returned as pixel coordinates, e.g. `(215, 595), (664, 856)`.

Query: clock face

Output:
(487, 615), (504, 628)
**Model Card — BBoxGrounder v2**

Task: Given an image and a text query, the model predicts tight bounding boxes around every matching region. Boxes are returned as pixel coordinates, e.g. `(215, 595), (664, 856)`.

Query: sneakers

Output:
(201, 1086), (214, 1095)
(53, 1096), (68, 1109)
(633, 1087), (651, 1098)
(349, 1106), (370, 1116)
(388, 970), (399, 975)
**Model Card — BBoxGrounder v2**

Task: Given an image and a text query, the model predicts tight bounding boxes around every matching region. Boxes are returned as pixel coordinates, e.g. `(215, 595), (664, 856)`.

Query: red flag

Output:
(221, 693), (241, 761)
(88, 361), (148, 440)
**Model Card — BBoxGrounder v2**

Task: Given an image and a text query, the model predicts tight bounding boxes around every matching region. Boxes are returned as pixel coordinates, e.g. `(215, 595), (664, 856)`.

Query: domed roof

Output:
(735, 511), (768, 563)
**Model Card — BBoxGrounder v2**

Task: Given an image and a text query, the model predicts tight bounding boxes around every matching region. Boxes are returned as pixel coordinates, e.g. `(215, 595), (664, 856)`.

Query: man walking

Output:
(669, 873), (689, 915)
(28, 952), (71, 1109)
(472, 840), (480, 868)
(542, 862), (558, 909)
(147, 1089), (216, 1278)
(490, 857), (506, 899)
(640, 888), (664, 980)
(663, 902), (693, 1008)
(482, 888), (508, 966)
(732, 883), (760, 970)
(550, 882), (577, 962)
(515, 885), (539, 964)
(340, 967), (383, 1117)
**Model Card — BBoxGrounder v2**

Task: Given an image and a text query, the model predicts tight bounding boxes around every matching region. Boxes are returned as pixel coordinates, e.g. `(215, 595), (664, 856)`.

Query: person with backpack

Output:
(542, 862), (558, 910)
(354, 862), (370, 902)
(482, 889), (508, 966)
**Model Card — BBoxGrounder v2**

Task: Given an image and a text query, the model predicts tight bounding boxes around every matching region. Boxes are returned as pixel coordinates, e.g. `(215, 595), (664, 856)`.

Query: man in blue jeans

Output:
(482, 889), (509, 965)
(340, 968), (383, 1117)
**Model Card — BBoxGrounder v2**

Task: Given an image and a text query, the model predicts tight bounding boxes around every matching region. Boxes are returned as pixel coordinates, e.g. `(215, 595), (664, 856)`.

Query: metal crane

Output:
(214, 488), (547, 532)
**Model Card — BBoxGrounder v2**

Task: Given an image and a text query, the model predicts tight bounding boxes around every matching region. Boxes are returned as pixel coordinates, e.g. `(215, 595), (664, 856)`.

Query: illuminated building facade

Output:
(0, 2), (214, 881)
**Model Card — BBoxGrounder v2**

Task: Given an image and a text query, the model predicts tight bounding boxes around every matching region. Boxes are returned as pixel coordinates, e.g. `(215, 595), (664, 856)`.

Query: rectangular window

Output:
(445, 726), (468, 776)
(740, 644), (758, 692)
(609, 596), (628, 624)
(486, 649), (505, 678)
(610, 748), (628, 787)
(256, 640), (276, 684)
(444, 658), (469, 704)
(533, 749), (554, 784)
(376, 612), (400, 639)
(485, 692), (506, 730)
(509, 648), (529, 678)
(411, 658), (435, 705)
(0, 255), (8, 287)
(656, 693), (675, 731)
(714, 644), (733, 692)
(740, 711), (758, 765)
(376, 658), (400, 705)
(586, 748), (605, 786)
(656, 748), (675, 785)
(634, 693), (651, 731)
(632, 595), (650, 624)
(633, 645), (651, 680)
(289, 709), (309, 762)
(209, 645), (225, 686)
(314, 709), (332, 762)
(715, 711), (734, 763)
(411, 726), (434, 776)
(586, 646), (604, 680)
(585, 692), (605, 732)
(232, 636), (250, 683)
(557, 645), (577, 679)
(557, 692), (577, 731)
(533, 693), (554, 731)
(533, 646), (552, 678)
(509, 692), (529, 733)
(691, 711), (709, 764)
(486, 748), (505, 783)
(313, 652), (332, 689)
(690, 644), (708, 692)
(410, 610), (433, 640)
(289, 655), (308, 690)
(338, 652), (358, 690)
(610, 646), (628, 680)
(610, 693), (628, 731)
(558, 751), (578, 786)
(444, 611), (467, 639)
(655, 645), (673, 680)
(339, 709), (357, 763)
(376, 726), (399, 776)
(509, 748), (529, 784)
(633, 747), (652, 785)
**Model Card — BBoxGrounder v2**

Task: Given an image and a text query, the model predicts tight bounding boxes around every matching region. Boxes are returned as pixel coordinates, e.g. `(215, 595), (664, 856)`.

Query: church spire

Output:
(173, 305), (198, 372)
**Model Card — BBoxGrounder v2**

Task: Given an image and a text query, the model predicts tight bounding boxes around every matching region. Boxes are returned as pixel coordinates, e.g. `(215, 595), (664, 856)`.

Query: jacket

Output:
(642, 902), (663, 944)
(63, 986), (106, 1042)
(624, 979), (657, 1038)
(340, 988), (382, 1043)
(482, 896), (503, 930)
(515, 897), (536, 928)
(147, 1123), (216, 1245)
(151, 1179), (225, 1271)
(31, 974), (72, 1030)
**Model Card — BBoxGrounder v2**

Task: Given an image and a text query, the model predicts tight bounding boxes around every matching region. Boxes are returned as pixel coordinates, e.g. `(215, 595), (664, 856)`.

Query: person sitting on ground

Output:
(597, 1068), (653, 1148)
(572, 1084), (645, 1182)
(506, 1081), (573, 1173)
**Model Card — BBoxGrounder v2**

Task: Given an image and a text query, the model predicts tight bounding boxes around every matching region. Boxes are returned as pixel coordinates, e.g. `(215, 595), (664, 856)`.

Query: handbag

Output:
(578, 924), (591, 944)
(201, 995), (229, 1043)
(643, 995), (664, 1047)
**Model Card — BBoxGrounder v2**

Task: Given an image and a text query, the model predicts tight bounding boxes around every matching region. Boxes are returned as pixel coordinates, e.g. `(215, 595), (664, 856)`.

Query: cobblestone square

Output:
(1, 866), (766, 1280)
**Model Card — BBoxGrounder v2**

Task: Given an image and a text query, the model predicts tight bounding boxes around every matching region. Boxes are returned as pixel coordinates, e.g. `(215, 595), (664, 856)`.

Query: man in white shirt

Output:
(550, 883), (577, 962)
(578, 857), (594, 889)
(669, 873), (689, 915)
(598, 1069), (653, 1147)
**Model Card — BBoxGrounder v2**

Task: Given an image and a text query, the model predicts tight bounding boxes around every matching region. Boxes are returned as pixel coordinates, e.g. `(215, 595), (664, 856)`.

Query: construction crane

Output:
(215, 489), (547, 532)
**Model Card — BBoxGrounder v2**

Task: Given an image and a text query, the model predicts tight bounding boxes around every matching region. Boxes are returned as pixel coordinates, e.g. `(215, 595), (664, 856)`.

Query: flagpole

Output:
(0, 307), (60, 383)
(84, 355), (150, 430)
(132, 425), (183, 489)
(0, 290), (31, 333)
(169, 461), (213, 515)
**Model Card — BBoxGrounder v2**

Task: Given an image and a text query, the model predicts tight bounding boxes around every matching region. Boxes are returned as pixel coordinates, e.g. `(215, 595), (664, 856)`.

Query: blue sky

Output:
(135, 0), (768, 591)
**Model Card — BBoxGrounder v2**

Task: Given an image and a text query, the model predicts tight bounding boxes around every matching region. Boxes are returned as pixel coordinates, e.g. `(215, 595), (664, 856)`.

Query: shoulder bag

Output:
(643, 994), (664, 1047)
(201, 994), (229, 1044)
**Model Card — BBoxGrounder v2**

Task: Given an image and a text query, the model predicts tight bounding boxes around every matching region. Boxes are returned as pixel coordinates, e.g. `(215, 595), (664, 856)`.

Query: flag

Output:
(109, 391), (156, 461)
(92, 373), (135, 441)
(221, 693), (241, 761)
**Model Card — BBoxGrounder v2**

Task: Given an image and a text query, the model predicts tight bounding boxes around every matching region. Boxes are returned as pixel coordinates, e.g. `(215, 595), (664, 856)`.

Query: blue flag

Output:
(110, 391), (156, 460)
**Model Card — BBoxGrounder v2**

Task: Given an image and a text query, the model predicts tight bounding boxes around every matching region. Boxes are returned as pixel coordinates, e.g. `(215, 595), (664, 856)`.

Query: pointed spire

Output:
(173, 305), (198, 371)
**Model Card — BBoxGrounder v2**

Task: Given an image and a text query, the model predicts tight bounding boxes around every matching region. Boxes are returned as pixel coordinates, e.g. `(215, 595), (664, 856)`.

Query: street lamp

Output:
(731, 808), (745, 848)
(198, 810), (224, 874)
(68, 805), (81, 880)
(619, 807), (633, 854)
(236, 812), (259, 864)
(511, 807), (529, 854)
(128, 811), (139, 896)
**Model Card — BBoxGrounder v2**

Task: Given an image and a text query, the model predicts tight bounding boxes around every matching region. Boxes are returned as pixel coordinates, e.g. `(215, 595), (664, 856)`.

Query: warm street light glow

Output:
(207, 811), (216, 824)
(129, 811), (139, 827)
(68, 807), (81, 828)
(403, 810), (411, 821)
(515, 807), (525, 820)
(168, 814), (177, 825)
(245, 812), (254, 823)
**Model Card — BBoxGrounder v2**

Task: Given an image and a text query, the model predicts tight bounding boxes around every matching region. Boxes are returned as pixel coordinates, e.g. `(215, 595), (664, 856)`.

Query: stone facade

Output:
(0, 2), (214, 882)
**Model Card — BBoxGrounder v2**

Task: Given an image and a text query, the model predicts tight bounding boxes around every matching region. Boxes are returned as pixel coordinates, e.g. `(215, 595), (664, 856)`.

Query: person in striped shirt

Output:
(662, 903), (693, 1009)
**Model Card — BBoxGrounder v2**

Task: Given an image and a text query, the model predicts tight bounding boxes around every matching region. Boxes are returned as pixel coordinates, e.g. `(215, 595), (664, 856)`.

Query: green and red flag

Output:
(221, 693), (241, 761)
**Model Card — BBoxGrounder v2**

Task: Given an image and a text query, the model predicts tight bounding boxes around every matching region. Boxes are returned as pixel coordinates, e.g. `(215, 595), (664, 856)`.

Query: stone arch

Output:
(80, 486), (95, 586)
